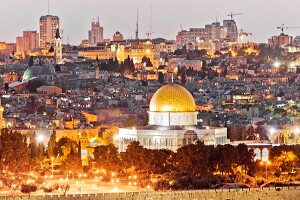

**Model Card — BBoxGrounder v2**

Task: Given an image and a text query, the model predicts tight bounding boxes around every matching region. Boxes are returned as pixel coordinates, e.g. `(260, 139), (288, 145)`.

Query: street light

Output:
(260, 161), (271, 180)
(51, 157), (54, 178)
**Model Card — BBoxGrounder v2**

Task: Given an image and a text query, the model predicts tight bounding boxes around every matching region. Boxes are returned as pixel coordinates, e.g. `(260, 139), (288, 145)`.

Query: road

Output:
(0, 178), (148, 196)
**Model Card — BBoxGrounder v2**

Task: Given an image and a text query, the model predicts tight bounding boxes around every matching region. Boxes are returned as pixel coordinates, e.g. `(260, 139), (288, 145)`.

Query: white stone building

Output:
(117, 84), (228, 152)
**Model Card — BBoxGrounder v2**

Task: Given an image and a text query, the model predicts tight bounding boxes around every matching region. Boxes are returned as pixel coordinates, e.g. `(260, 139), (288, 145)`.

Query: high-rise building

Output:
(16, 31), (39, 56)
(268, 34), (293, 47)
(39, 15), (60, 49)
(223, 20), (238, 42)
(176, 20), (238, 47)
(88, 18), (104, 45)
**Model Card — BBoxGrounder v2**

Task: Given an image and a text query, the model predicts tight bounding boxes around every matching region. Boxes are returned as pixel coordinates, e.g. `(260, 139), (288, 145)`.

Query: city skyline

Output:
(1, 0), (300, 44)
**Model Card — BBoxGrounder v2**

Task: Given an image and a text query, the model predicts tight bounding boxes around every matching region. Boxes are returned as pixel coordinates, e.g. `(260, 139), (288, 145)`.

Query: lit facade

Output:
(153, 40), (177, 53)
(16, 31), (39, 57)
(78, 40), (160, 68)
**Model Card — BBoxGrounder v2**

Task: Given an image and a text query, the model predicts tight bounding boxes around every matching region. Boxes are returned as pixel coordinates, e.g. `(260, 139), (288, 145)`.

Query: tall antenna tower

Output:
(135, 11), (139, 40)
(150, 4), (152, 34)
(48, 0), (50, 15)
(146, 4), (154, 39)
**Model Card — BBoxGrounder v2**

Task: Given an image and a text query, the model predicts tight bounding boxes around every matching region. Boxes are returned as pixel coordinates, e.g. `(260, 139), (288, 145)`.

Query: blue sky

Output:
(1, 0), (299, 44)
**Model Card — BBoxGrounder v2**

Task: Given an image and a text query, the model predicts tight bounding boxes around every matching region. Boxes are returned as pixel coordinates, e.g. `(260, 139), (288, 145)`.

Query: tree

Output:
(227, 126), (241, 141)
(21, 185), (37, 196)
(28, 56), (34, 67)
(201, 60), (207, 72)
(243, 126), (257, 140)
(121, 141), (150, 173)
(236, 144), (256, 175)
(55, 65), (61, 72)
(60, 184), (70, 196)
(0, 175), (19, 191)
(174, 142), (212, 176)
(47, 131), (57, 158)
(48, 46), (54, 53)
(158, 72), (164, 84)
(94, 144), (120, 171)
(56, 137), (77, 158)
(141, 56), (153, 67)
(78, 141), (81, 157)
(27, 79), (45, 93)
(101, 126), (119, 145)
(0, 129), (30, 173)
(123, 56), (135, 73)
(60, 152), (83, 174)
(149, 149), (174, 174)
(270, 146), (299, 173)
(210, 144), (238, 175)
(29, 137), (45, 171)
(256, 125), (269, 140)
(124, 115), (135, 127)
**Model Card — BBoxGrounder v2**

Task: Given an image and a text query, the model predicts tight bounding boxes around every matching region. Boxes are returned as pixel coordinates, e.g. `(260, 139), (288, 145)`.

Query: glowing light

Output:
(273, 61), (281, 68)
(112, 187), (119, 192)
(36, 134), (45, 143)
(289, 63), (296, 68)
(269, 127), (276, 135)
(114, 135), (119, 140)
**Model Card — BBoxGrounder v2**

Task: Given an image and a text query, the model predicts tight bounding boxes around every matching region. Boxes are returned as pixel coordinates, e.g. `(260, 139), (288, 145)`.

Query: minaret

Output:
(95, 56), (100, 79)
(54, 27), (63, 64)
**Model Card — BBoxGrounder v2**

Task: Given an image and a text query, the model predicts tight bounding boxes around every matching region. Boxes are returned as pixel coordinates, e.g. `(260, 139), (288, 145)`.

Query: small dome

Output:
(149, 84), (196, 112)
(22, 65), (56, 82)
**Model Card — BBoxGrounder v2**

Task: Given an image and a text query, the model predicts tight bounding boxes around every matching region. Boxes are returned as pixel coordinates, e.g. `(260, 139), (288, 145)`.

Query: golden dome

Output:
(149, 84), (196, 112)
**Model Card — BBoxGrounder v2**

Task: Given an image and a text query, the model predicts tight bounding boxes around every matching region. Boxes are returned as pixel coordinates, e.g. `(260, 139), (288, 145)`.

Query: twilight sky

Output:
(1, 0), (300, 44)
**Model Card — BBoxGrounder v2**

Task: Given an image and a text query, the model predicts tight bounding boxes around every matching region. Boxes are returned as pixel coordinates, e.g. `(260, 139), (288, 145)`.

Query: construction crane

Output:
(227, 12), (243, 20)
(239, 29), (252, 43)
(239, 29), (252, 37)
(277, 24), (300, 35)
(179, 23), (183, 31)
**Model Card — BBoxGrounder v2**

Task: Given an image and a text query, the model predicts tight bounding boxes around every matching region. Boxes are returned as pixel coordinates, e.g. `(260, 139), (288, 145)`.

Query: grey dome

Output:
(22, 65), (56, 82)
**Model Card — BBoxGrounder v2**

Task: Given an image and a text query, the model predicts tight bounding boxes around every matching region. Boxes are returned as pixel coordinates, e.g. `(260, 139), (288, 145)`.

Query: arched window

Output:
(262, 148), (269, 162)
(143, 138), (148, 146)
(254, 148), (261, 161)
(160, 138), (165, 146)
(171, 139), (176, 146)
(155, 139), (159, 146)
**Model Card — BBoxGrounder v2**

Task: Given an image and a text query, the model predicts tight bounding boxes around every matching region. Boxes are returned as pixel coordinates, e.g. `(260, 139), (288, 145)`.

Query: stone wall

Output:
(4, 187), (300, 200)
